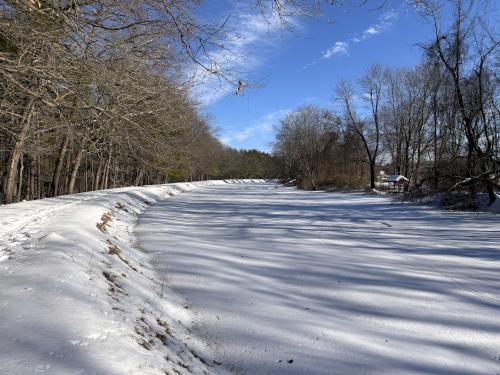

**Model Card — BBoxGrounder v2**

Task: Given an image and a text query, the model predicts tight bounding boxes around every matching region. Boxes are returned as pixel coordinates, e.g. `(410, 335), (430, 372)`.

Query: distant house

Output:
(385, 174), (410, 193)
(386, 175), (409, 192)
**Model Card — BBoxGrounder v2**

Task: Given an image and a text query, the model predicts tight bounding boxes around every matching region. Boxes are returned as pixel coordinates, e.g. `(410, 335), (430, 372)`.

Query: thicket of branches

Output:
(274, 0), (499, 206)
(0, 0), (285, 204)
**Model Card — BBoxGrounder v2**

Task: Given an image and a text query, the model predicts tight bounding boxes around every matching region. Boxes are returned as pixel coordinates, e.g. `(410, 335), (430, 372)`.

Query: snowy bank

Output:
(136, 184), (500, 375)
(0, 180), (267, 375)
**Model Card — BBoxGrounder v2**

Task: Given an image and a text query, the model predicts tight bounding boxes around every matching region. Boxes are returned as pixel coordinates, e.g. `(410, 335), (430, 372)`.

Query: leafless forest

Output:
(1, 0), (498, 208)
(273, 0), (499, 207)
(0, 0), (283, 204)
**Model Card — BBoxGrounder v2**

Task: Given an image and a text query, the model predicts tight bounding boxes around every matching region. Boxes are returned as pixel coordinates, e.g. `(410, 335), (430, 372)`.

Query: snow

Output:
(0, 180), (261, 375)
(386, 175), (409, 182)
(136, 183), (500, 375)
(0, 180), (499, 375)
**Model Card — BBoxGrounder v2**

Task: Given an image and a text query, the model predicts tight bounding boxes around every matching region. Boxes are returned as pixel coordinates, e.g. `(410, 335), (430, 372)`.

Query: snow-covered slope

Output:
(0, 180), (265, 375)
(136, 183), (500, 375)
(1, 181), (499, 375)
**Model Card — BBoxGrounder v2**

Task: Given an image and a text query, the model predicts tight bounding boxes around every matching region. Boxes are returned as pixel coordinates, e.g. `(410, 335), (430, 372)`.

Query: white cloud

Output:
(365, 27), (379, 35)
(358, 9), (399, 42)
(219, 109), (290, 149)
(312, 9), (399, 66)
(322, 41), (349, 59)
(381, 9), (399, 21)
(192, 7), (290, 106)
(218, 135), (232, 145)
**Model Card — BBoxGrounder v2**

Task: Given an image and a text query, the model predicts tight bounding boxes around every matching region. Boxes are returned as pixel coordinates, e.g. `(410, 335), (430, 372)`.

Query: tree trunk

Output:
(17, 154), (24, 202)
(93, 161), (102, 191)
(3, 96), (35, 204)
(134, 168), (144, 186)
(63, 148), (72, 195)
(37, 155), (41, 199)
(432, 95), (439, 190)
(101, 149), (112, 190)
(485, 179), (496, 205)
(29, 156), (36, 200)
(480, 159), (497, 205)
(51, 134), (70, 197)
(370, 162), (376, 189)
(68, 149), (85, 194)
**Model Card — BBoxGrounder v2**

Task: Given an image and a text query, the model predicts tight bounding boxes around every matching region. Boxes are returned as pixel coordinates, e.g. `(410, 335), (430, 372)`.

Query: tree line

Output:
(273, 0), (499, 206)
(0, 0), (290, 204)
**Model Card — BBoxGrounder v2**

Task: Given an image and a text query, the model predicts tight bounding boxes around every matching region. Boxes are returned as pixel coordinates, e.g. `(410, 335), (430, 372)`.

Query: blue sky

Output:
(197, 1), (437, 152)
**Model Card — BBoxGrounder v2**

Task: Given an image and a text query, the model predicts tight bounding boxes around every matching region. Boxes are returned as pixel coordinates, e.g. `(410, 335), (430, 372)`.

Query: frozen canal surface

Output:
(135, 182), (500, 375)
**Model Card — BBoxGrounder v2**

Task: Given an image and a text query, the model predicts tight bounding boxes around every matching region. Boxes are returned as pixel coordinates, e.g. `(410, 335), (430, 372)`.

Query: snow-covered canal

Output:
(135, 182), (500, 375)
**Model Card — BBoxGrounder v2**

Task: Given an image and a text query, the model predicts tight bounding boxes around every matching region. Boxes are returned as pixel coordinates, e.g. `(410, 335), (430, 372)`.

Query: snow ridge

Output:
(0, 180), (263, 375)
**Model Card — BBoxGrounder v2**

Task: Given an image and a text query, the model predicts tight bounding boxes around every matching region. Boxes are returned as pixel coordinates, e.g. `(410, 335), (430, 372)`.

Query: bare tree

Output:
(420, 0), (499, 204)
(336, 73), (381, 189)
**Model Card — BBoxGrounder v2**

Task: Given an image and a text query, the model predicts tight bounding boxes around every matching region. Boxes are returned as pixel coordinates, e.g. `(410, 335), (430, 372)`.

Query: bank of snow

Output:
(136, 184), (500, 375)
(0, 180), (264, 375)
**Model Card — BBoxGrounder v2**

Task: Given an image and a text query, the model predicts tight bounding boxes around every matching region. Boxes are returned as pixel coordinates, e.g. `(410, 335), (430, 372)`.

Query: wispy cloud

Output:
(318, 9), (399, 63)
(364, 26), (380, 35)
(219, 109), (290, 150)
(322, 41), (349, 58)
(192, 7), (291, 106)
(354, 9), (399, 43)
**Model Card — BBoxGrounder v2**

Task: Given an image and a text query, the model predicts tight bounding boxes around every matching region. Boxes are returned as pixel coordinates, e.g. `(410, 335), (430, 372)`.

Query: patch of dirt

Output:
(96, 212), (113, 232)
(106, 240), (138, 271)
